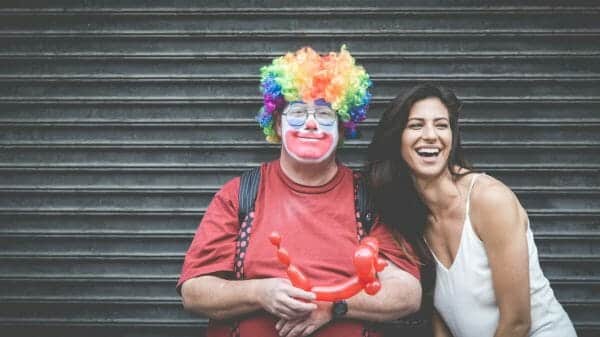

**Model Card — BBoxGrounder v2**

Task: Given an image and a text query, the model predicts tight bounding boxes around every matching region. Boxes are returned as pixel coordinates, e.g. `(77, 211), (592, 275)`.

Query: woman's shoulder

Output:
(468, 173), (526, 237)
(470, 174), (516, 208)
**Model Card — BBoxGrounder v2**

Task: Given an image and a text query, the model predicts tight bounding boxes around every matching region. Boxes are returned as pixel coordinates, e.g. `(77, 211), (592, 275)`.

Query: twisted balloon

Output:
(269, 231), (387, 301)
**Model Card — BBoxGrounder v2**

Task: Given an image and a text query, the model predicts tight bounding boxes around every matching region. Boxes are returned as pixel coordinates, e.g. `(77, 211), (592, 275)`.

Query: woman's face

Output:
(401, 97), (452, 180)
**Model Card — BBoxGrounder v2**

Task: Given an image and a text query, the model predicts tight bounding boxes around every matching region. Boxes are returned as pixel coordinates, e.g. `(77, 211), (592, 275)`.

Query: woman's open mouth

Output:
(416, 147), (440, 158)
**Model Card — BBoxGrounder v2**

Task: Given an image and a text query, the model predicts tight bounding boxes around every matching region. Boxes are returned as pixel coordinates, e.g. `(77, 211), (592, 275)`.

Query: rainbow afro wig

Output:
(257, 46), (372, 143)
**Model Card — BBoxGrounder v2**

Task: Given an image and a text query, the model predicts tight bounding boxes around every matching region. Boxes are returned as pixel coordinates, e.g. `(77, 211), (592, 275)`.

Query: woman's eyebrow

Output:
(407, 117), (449, 121)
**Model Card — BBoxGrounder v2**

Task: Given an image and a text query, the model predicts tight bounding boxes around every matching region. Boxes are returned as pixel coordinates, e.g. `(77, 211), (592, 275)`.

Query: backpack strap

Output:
(231, 166), (261, 337)
(238, 166), (261, 225)
(234, 166), (261, 281)
(352, 173), (376, 337)
(353, 172), (374, 240)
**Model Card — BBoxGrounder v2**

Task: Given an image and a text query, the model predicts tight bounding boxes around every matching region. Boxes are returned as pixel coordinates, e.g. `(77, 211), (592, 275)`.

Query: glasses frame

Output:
(281, 106), (338, 127)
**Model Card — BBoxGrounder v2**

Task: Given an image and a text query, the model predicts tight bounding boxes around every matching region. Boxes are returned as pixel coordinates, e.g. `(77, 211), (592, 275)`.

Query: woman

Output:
(366, 84), (576, 337)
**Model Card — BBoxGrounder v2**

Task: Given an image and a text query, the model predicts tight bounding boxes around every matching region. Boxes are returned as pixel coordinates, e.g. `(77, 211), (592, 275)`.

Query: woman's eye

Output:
(436, 124), (449, 129)
(408, 124), (422, 129)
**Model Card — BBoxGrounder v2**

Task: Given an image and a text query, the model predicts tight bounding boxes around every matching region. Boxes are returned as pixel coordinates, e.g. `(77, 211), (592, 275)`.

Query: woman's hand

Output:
(255, 278), (317, 320)
(275, 301), (332, 337)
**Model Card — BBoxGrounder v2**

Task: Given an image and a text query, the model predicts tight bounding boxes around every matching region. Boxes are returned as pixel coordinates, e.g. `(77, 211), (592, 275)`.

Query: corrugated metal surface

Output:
(0, 1), (598, 336)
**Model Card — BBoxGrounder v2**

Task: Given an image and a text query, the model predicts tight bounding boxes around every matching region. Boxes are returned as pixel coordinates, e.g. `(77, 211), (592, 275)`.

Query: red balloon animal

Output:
(269, 231), (388, 302)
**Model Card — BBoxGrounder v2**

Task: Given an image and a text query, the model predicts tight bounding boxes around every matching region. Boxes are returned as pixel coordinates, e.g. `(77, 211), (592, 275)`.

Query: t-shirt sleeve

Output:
(176, 177), (241, 294)
(369, 219), (421, 281)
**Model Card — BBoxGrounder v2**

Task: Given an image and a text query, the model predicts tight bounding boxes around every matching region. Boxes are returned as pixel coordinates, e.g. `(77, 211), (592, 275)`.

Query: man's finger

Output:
(275, 319), (285, 331)
(276, 306), (296, 320)
(287, 322), (308, 337)
(286, 298), (317, 313)
(278, 319), (297, 337)
(286, 287), (316, 301)
(302, 324), (316, 337)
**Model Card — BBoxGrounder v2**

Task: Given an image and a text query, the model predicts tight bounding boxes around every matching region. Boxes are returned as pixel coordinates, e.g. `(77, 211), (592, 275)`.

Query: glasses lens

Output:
(284, 105), (336, 127)
(315, 110), (336, 126)
(285, 107), (306, 126)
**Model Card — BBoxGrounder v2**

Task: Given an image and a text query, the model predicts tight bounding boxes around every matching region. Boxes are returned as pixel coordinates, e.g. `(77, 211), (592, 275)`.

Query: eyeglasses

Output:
(282, 105), (337, 127)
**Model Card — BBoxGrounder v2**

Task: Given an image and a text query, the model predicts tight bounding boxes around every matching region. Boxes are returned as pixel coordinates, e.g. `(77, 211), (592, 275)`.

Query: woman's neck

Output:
(414, 170), (462, 223)
(279, 151), (338, 186)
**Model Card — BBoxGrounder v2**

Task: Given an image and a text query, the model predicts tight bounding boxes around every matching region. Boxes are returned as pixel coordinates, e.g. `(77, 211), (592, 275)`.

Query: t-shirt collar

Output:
(275, 159), (345, 194)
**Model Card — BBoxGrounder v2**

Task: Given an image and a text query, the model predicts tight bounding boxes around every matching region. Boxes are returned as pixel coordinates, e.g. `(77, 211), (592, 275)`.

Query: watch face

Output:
(332, 300), (348, 318)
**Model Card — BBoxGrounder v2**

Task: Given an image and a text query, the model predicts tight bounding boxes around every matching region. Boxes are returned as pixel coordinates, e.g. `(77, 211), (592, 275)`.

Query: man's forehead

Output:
(289, 99), (332, 107)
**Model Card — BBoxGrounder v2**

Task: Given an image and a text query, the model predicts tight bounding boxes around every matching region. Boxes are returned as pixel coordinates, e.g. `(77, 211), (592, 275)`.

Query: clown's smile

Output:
(284, 129), (335, 160)
(281, 100), (339, 163)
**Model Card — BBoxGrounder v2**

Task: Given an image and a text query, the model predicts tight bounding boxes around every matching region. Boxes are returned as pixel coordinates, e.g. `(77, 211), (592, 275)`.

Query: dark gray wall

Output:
(0, 1), (598, 336)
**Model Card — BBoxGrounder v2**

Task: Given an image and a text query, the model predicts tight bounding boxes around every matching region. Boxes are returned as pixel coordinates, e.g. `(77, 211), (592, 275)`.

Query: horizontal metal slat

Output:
(0, 325), (594, 337)
(2, 97), (598, 103)
(0, 210), (597, 235)
(0, 278), (597, 303)
(1, 121), (599, 145)
(0, 213), (201, 233)
(0, 189), (216, 211)
(1, 5), (599, 13)
(0, 278), (177, 300)
(0, 300), (595, 325)
(1, 187), (600, 210)
(0, 0), (599, 10)
(0, 11), (598, 34)
(0, 255), (182, 278)
(1, 100), (599, 121)
(0, 166), (597, 190)
(0, 325), (207, 337)
(1, 55), (599, 78)
(0, 231), (597, 257)
(1, 34), (599, 56)
(0, 254), (597, 279)
(0, 300), (197, 322)
(1, 143), (598, 167)
(2, 5), (600, 13)
(1, 77), (598, 100)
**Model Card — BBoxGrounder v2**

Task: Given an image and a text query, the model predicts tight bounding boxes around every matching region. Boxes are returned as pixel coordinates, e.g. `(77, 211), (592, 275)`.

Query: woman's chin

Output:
(411, 165), (447, 180)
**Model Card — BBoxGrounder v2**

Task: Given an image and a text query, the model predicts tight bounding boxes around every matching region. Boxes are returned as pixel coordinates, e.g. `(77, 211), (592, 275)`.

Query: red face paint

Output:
(283, 130), (335, 160)
(281, 100), (339, 163)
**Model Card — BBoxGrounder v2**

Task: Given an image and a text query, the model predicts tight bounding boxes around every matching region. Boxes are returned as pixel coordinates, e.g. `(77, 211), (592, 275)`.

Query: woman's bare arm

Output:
(471, 177), (532, 337)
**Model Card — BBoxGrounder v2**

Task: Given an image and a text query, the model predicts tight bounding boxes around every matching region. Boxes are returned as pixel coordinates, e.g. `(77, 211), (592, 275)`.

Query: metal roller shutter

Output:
(0, 1), (598, 336)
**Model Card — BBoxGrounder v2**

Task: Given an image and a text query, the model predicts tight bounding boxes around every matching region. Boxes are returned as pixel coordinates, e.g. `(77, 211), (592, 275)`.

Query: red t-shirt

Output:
(178, 160), (420, 337)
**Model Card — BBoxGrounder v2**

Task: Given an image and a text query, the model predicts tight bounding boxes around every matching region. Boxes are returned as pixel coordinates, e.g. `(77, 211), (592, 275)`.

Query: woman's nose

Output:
(422, 125), (437, 140)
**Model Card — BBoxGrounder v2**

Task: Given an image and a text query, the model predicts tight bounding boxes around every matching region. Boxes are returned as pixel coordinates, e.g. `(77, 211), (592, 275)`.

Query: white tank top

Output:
(429, 174), (577, 337)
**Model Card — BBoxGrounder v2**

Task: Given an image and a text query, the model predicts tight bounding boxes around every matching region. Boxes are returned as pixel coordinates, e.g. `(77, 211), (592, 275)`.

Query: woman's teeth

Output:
(416, 148), (440, 157)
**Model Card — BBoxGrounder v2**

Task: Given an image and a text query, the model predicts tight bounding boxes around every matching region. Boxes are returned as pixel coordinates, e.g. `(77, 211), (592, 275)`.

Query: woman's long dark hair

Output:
(366, 84), (472, 318)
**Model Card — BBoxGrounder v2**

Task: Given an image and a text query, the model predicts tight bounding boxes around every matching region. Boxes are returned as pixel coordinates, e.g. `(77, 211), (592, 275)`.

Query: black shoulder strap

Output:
(238, 166), (261, 224)
(354, 172), (374, 234)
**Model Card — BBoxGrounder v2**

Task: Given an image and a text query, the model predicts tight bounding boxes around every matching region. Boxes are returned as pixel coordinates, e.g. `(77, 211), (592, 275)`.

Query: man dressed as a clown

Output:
(177, 46), (422, 337)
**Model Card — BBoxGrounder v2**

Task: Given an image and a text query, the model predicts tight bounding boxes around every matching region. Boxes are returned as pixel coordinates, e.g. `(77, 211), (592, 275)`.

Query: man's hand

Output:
(255, 278), (317, 320)
(275, 301), (333, 337)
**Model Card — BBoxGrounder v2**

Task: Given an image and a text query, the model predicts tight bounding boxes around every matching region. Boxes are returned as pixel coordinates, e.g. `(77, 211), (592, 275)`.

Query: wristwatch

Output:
(331, 300), (348, 319)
